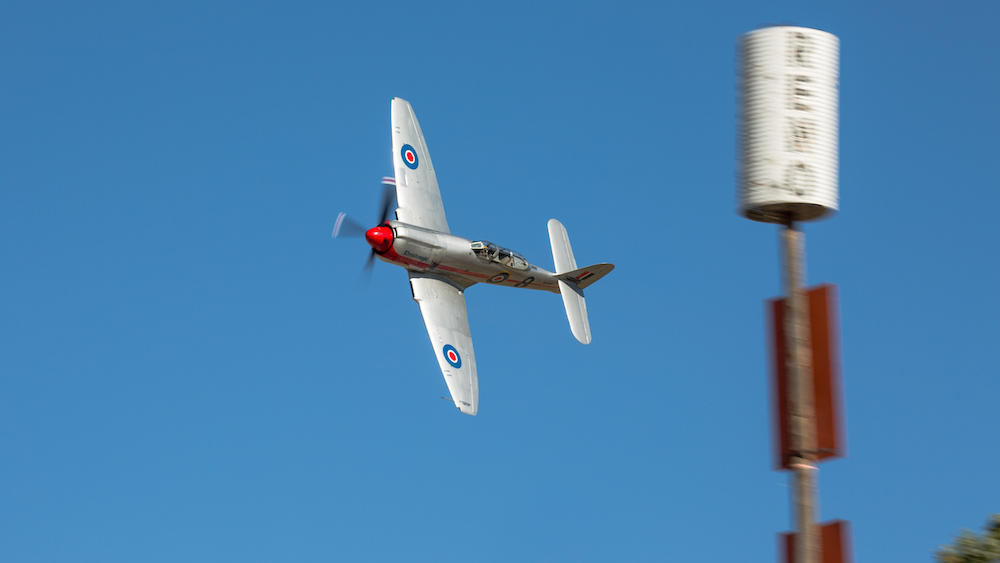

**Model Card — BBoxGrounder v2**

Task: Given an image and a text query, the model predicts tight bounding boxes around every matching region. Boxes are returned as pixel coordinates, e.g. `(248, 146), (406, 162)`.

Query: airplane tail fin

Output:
(547, 219), (615, 345)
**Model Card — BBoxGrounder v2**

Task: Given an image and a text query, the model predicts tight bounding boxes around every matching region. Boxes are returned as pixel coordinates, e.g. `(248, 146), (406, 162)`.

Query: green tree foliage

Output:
(936, 515), (1000, 563)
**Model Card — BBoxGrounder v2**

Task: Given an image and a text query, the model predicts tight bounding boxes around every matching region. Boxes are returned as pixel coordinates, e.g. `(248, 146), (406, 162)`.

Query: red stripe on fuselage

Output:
(437, 264), (487, 279)
(382, 251), (550, 289)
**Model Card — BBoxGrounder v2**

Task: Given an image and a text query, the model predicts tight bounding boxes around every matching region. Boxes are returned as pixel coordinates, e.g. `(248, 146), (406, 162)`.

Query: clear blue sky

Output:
(2, 1), (998, 561)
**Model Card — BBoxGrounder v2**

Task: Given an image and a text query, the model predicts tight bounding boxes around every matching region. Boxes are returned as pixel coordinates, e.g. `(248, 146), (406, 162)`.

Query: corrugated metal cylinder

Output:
(737, 26), (840, 222)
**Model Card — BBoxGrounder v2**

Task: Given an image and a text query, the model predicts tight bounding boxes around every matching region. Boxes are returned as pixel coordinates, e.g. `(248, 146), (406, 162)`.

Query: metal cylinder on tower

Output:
(737, 26), (840, 223)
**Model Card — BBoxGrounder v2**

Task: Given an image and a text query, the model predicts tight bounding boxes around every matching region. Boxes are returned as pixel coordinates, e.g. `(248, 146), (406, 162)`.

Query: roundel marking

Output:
(487, 272), (510, 284)
(443, 344), (462, 368)
(401, 144), (419, 170)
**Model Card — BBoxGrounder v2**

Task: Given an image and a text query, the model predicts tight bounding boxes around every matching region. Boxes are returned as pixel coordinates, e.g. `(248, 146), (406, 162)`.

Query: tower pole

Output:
(781, 217), (819, 563)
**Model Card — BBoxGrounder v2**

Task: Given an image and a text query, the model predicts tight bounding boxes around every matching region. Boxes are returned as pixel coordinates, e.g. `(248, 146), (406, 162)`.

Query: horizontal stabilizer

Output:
(548, 218), (614, 345)
(556, 263), (615, 290)
(558, 280), (591, 344)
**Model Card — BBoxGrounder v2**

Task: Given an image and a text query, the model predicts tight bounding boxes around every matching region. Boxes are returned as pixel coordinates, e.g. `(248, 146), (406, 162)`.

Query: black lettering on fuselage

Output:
(403, 250), (430, 262)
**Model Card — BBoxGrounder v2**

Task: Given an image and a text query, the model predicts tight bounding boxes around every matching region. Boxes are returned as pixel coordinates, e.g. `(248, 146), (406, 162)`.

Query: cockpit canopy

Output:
(471, 240), (529, 271)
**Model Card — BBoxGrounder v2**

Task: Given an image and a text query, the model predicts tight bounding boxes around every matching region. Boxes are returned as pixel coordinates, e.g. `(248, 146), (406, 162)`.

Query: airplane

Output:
(334, 98), (614, 415)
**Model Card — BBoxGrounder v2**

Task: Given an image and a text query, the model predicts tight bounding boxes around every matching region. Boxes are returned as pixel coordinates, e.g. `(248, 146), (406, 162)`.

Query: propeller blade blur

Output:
(363, 249), (377, 274)
(332, 177), (396, 278)
(378, 177), (396, 225)
(333, 212), (367, 238)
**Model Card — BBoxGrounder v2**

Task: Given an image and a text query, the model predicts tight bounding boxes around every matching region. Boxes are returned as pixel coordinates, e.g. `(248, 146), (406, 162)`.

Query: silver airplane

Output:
(335, 98), (614, 415)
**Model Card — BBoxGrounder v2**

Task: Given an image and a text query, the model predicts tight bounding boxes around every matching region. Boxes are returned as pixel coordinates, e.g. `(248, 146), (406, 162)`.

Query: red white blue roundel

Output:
(401, 144), (419, 170)
(443, 344), (461, 368)
(487, 272), (510, 284)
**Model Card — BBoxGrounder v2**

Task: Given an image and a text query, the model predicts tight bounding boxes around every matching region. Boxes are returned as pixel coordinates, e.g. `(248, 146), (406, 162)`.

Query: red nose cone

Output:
(365, 226), (393, 254)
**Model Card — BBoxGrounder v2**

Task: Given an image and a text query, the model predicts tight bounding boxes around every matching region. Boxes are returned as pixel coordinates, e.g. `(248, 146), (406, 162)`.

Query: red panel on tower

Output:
(780, 520), (852, 563)
(768, 284), (846, 470)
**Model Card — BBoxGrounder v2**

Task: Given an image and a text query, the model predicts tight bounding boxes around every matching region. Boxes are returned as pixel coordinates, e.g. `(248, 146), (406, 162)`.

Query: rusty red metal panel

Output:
(781, 530), (794, 563)
(809, 285), (847, 462)
(768, 284), (846, 471)
(821, 520), (852, 563)
(769, 298), (791, 470)
(779, 520), (852, 563)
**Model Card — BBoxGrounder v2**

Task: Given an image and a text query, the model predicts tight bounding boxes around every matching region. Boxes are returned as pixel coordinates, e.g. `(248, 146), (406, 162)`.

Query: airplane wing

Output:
(409, 272), (478, 415)
(391, 98), (451, 234)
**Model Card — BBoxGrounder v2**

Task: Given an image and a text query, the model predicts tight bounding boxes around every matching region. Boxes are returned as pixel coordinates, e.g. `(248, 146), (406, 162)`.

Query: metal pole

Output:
(781, 217), (819, 563)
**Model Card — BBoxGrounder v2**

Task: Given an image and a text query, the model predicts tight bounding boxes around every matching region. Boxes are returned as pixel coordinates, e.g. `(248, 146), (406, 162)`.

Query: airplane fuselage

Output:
(367, 220), (561, 293)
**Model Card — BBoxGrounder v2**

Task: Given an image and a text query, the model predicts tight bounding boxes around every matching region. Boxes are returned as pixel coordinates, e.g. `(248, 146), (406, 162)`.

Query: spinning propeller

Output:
(333, 177), (397, 272)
